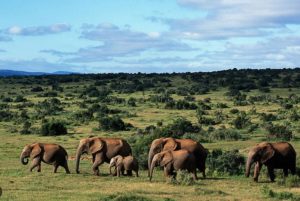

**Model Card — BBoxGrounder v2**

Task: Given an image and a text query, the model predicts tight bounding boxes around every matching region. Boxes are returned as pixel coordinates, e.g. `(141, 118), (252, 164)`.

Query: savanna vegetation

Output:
(0, 68), (300, 200)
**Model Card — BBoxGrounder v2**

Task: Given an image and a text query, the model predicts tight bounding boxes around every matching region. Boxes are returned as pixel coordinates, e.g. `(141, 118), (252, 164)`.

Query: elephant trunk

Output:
(148, 147), (156, 177)
(149, 155), (158, 181)
(20, 151), (29, 165)
(75, 146), (83, 174)
(246, 154), (254, 177)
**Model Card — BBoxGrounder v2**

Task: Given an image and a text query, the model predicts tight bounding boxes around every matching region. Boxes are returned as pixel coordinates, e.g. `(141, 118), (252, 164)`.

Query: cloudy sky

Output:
(1, 0), (300, 73)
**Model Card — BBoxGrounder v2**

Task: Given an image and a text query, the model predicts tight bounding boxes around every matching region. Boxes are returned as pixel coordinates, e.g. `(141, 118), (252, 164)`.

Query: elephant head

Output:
(148, 138), (177, 176)
(20, 143), (42, 165)
(149, 151), (173, 181)
(75, 137), (104, 174)
(109, 155), (123, 175)
(246, 142), (275, 177)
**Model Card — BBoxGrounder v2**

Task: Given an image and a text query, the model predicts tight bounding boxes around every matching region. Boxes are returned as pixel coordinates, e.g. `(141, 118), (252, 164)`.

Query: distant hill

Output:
(0, 70), (76, 76)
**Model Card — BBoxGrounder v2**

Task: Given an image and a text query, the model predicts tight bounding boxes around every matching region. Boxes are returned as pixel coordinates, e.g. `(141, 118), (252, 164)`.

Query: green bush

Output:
(98, 115), (132, 131)
(232, 111), (251, 129)
(207, 149), (245, 176)
(168, 170), (195, 186)
(210, 128), (242, 141)
(40, 121), (67, 136)
(264, 122), (293, 141)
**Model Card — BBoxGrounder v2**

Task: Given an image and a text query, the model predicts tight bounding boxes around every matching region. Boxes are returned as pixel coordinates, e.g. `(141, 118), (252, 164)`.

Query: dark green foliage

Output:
(230, 108), (239, 114)
(232, 111), (251, 129)
(40, 121), (67, 136)
(210, 127), (242, 141)
(207, 149), (245, 176)
(31, 86), (44, 92)
(40, 91), (58, 97)
(160, 117), (199, 138)
(127, 97), (137, 107)
(98, 115), (132, 131)
(35, 98), (63, 116)
(73, 110), (93, 123)
(0, 110), (13, 121)
(260, 113), (277, 122)
(216, 102), (228, 108)
(264, 122), (293, 141)
(14, 95), (27, 102)
(165, 100), (197, 110)
(20, 121), (31, 134)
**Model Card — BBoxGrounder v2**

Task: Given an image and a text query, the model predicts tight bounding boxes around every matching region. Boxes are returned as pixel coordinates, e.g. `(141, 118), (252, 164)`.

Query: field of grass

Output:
(0, 71), (300, 200)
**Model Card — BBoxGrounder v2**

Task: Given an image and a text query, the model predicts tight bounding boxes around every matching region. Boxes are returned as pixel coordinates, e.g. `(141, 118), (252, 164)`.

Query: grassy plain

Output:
(0, 73), (300, 201)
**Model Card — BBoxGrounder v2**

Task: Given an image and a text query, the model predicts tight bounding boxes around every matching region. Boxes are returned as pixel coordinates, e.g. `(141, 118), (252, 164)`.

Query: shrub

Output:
(260, 113), (277, 122)
(20, 121), (31, 134)
(14, 95), (27, 102)
(232, 112), (251, 129)
(169, 170), (195, 186)
(210, 128), (242, 141)
(229, 108), (239, 114)
(216, 102), (228, 108)
(73, 110), (93, 123)
(98, 115), (132, 131)
(207, 149), (245, 176)
(127, 97), (137, 107)
(40, 121), (67, 136)
(31, 86), (44, 92)
(264, 122), (293, 141)
(0, 110), (13, 121)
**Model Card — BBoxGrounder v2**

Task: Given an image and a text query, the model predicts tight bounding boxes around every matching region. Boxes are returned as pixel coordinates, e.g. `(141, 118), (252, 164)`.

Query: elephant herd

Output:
(20, 136), (297, 183)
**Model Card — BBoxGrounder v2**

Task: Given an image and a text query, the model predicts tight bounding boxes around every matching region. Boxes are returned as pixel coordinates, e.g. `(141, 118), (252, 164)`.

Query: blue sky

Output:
(1, 0), (300, 73)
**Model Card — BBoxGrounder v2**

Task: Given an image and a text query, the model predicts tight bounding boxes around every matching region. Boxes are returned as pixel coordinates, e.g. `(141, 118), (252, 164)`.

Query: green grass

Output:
(0, 73), (300, 200)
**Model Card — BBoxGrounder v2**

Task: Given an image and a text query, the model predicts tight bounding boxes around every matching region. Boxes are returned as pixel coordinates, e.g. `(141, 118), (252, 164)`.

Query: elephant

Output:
(148, 137), (208, 178)
(75, 137), (132, 175)
(20, 143), (70, 173)
(246, 142), (296, 182)
(109, 155), (139, 177)
(149, 149), (197, 181)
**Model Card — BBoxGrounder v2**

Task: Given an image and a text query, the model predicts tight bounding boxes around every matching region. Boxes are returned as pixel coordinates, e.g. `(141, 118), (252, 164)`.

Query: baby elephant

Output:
(20, 143), (70, 173)
(149, 150), (197, 181)
(109, 155), (139, 177)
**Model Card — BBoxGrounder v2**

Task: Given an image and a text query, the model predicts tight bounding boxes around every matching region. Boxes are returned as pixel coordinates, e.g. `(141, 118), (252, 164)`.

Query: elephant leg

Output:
(116, 167), (121, 177)
(135, 170), (139, 177)
(267, 166), (275, 182)
(53, 164), (59, 173)
(127, 170), (133, 176)
(164, 165), (172, 178)
(290, 164), (296, 175)
(283, 168), (289, 177)
(253, 162), (262, 182)
(30, 157), (41, 172)
(63, 161), (70, 174)
(92, 153), (104, 176)
(191, 169), (198, 181)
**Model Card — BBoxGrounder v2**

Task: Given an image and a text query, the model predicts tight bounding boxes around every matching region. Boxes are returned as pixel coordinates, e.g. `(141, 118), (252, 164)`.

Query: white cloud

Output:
(5, 23), (71, 36)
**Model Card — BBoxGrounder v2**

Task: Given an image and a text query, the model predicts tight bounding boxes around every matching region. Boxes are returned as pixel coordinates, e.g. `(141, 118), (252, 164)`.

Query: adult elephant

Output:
(148, 137), (208, 178)
(75, 137), (132, 175)
(246, 142), (296, 182)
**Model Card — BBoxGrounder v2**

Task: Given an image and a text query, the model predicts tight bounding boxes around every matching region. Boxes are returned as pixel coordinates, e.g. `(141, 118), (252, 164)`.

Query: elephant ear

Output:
(89, 139), (104, 154)
(30, 143), (42, 158)
(261, 144), (275, 163)
(163, 138), (177, 151)
(160, 151), (173, 166)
